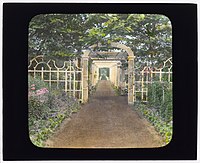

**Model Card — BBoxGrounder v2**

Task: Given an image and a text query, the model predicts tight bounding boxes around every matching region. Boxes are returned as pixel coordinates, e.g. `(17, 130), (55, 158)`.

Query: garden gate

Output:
(28, 56), (83, 102)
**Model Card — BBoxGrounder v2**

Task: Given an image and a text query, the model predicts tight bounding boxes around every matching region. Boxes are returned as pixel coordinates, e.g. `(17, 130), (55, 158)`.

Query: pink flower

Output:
(36, 91), (43, 95)
(36, 88), (49, 95)
(31, 87), (35, 90)
(31, 84), (35, 87)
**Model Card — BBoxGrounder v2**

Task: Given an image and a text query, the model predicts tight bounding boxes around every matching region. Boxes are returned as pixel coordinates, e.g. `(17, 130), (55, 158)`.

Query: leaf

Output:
(100, 15), (107, 19)
(125, 26), (133, 32)
(139, 14), (145, 20)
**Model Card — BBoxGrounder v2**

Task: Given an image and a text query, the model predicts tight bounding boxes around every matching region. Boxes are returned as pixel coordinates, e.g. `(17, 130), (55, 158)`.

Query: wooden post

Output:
(159, 69), (162, 82)
(33, 67), (36, 78)
(49, 68), (51, 88)
(65, 69), (68, 92)
(69, 61), (72, 95)
(117, 63), (121, 88)
(41, 67), (44, 80)
(121, 68), (125, 89)
(82, 50), (89, 103)
(141, 70), (144, 101)
(73, 70), (76, 97)
(81, 69), (83, 102)
(128, 55), (134, 104)
(168, 68), (171, 82)
(57, 69), (59, 89)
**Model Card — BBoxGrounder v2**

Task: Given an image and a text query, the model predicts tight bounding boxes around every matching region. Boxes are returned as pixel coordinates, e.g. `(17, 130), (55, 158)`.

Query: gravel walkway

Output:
(45, 80), (163, 148)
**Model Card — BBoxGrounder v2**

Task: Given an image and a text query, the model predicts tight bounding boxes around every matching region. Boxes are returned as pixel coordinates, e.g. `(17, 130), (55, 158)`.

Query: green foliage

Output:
(29, 14), (86, 58)
(28, 76), (81, 147)
(88, 80), (98, 97)
(112, 85), (121, 96)
(134, 82), (172, 145)
(112, 85), (127, 96)
(147, 82), (172, 122)
(28, 97), (45, 121)
(28, 74), (49, 90)
(29, 14), (172, 68)
(135, 103), (172, 145)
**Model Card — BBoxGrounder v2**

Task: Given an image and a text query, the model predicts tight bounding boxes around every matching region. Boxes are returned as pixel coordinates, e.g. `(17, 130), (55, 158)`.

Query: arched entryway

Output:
(82, 42), (135, 104)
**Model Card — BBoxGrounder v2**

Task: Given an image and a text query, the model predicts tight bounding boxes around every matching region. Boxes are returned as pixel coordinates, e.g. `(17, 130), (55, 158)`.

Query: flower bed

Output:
(28, 75), (80, 147)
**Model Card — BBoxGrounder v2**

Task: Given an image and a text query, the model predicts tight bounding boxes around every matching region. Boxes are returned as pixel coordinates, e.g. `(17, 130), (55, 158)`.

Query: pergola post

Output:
(117, 62), (121, 88)
(121, 68), (126, 89)
(128, 55), (135, 104)
(82, 50), (90, 103)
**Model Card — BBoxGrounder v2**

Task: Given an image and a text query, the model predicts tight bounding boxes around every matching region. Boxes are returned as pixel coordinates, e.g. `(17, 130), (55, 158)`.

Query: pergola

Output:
(82, 42), (135, 104)
(89, 51), (126, 87)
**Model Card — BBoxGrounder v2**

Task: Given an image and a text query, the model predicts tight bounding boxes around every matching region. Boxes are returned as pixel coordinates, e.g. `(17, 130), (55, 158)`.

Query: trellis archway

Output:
(82, 42), (135, 104)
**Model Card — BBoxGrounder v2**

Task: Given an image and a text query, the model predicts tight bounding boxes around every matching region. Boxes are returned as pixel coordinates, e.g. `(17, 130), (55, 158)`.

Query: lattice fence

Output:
(134, 57), (172, 102)
(28, 56), (83, 102)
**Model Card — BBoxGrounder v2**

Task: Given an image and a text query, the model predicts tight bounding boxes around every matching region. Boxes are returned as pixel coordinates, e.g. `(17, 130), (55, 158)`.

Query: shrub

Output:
(147, 82), (172, 122)
(134, 82), (173, 145)
(88, 80), (98, 97)
(28, 75), (49, 91)
(112, 85), (127, 96)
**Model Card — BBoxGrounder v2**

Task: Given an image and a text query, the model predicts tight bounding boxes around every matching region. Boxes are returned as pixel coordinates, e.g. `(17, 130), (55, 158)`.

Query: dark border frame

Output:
(3, 3), (197, 160)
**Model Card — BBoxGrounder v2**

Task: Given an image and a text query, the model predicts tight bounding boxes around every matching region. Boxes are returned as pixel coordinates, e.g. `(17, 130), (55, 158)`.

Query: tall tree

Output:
(29, 14), (88, 59)
(29, 14), (172, 67)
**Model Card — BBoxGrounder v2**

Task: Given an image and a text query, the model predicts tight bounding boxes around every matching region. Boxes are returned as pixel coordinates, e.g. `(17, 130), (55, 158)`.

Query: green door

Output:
(99, 68), (110, 80)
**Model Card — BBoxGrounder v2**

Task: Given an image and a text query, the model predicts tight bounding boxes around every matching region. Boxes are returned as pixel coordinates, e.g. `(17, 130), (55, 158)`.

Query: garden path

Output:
(46, 80), (163, 148)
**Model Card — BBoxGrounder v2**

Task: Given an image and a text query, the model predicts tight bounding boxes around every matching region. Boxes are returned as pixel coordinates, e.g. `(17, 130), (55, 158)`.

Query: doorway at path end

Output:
(99, 68), (110, 80)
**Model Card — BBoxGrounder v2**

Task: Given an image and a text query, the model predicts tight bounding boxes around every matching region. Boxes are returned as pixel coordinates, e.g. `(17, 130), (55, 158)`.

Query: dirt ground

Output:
(45, 80), (163, 148)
